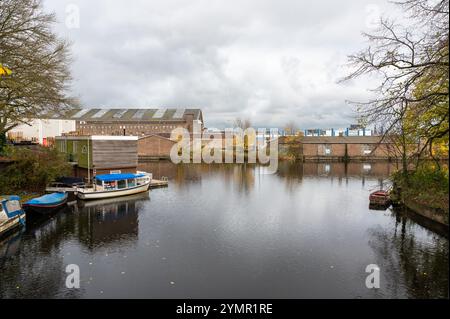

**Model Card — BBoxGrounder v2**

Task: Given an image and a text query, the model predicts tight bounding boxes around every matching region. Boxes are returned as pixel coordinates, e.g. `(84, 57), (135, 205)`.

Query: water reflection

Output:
(75, 192), (148, 249)
(0, 161), (448, 298)
(368, 211), (448, 298)
(140, 161), (395, 195)
(0, 210), (81, 298)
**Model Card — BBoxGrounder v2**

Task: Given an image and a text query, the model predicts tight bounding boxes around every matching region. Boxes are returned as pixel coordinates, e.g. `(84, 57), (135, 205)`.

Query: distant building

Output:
(303, 126), (372, 137)
(300, 136), (393, 160)
(7, 118), (76, 145)
(61, 108), (203, 137)
(278, 135), (398, 161)
(55, 135), (138, 178)
(8, 108), (204, 145)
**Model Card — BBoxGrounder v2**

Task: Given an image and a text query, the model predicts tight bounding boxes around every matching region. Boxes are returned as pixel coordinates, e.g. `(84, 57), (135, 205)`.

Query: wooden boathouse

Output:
(55, 135), (138, 178)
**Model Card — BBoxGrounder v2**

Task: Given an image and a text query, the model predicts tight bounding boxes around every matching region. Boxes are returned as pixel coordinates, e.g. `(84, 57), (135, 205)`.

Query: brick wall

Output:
(77, 122), (188, 137)
(300, 140), (397, 159)
(137, 135), (176, 158)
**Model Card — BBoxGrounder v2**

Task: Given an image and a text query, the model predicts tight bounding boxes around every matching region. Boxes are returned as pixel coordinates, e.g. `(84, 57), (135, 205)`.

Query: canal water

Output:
(0, 162), (448, 299)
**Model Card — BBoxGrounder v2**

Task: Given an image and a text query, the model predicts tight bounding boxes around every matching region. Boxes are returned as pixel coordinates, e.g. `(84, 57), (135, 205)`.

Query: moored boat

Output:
(0, 195), (26, 237)
(369, 190), (391, 207)
(76, 172), (152, 200)
(23, 192), (68, 215)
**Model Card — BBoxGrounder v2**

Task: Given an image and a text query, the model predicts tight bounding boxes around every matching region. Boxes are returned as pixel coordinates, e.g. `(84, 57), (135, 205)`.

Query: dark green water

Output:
(0, 162), (448, 298)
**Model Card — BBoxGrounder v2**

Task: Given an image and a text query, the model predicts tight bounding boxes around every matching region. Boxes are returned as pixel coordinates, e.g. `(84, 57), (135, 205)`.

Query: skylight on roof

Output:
(92, 109), (109, 118)
(152, 109), (166, 118)
(132, 109), (147, 119)
(113, 109), (128, 118)
(39, 109), (50, 116)
(72, 109), (91, 118)
(173, 108), (185, 119)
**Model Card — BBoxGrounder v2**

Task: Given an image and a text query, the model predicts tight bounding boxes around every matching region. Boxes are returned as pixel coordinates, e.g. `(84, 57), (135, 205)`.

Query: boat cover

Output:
(1, 195), (20, 202)
(55, 176), (84, 186)
(25, 192), (67, 205)
(1, 196), (23, 218)
(95, 173), (145, 182)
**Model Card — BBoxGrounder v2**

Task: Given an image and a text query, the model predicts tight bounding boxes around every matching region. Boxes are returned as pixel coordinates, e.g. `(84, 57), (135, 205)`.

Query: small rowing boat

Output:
(23, 192), (68, 215)
(1, 196), (26, 237)
(76, 171), (152, 200)
(369, 190), (391, 207)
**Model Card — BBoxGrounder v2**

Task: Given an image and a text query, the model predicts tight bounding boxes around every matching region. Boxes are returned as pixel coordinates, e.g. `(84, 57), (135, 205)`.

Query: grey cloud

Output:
(44, 0), (397, 129)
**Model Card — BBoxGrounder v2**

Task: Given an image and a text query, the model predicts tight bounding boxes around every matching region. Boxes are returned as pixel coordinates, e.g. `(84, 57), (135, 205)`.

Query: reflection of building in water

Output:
(302, 162), (395, 178)
(276, 161), (397, 190)
(76, 193), (149, 249)
(138, 161), (203, 186)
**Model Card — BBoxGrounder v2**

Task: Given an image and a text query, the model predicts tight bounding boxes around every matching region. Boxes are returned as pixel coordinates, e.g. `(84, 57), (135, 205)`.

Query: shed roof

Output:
(138, 134), (177, 143)
(55, 135), (138, 141)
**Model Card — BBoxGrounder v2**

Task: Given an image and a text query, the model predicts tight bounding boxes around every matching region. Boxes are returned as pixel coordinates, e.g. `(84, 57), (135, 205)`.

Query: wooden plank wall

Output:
(92, 140), (138, 169)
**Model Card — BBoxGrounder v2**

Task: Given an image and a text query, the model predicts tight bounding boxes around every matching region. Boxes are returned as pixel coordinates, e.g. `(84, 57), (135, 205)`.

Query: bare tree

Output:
(284, 121), (297, 136)
(233, 117), (252, 130)
(0, 0), (77, 138)
(341, 0), (449, 173)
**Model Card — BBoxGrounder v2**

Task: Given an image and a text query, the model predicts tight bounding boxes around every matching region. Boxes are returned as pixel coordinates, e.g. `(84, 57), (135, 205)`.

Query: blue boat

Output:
(23, 192), (68, 215)
(1, 195), (26, 236)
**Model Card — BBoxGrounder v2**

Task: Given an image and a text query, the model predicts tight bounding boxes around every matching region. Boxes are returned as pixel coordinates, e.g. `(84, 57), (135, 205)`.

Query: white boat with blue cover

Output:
(76, 172), (152, 200)
(0, 195), (26, 236)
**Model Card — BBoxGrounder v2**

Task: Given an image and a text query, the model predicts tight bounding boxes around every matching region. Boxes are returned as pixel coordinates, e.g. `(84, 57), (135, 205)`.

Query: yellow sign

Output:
(0, 64), (12, 76)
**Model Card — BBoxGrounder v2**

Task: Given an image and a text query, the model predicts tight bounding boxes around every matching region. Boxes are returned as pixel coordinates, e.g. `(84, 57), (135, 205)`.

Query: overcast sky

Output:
(43, 0), (400, 129)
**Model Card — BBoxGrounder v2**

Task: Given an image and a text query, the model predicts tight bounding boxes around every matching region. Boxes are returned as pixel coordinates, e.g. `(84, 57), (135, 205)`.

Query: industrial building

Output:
(63, 108), (203, 137)
(7, 108), (204, 144)
(278, 136), (397, 161)
(7, 118), (76, 145)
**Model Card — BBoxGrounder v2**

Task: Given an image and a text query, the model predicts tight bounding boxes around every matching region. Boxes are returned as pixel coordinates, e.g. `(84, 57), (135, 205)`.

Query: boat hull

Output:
(77, 181), (151, 200)
(23, 193), (68, 215)
(369, 191), (391, 207)
(23, 203), (67, 215)
(0, 213), (26, 237)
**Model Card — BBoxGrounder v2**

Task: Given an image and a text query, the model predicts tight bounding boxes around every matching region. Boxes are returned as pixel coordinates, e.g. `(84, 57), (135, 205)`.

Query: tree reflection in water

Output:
(0, 211), (82, 298)
(367, 211), (448, 299)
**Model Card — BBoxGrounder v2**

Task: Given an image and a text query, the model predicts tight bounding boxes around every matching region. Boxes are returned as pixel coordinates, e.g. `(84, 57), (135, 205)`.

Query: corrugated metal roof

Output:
(40, 108), (203, 122)
(152, 109), (166, 118)
(173, 108), (185, 119)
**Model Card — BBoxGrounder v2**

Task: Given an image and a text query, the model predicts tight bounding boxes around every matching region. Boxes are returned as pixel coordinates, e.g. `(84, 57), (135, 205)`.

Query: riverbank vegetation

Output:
(0, 146), (71, 195)
(393, 163), (449, 213)
(0, 0), (76, 196)
(343, 0), (449, 219)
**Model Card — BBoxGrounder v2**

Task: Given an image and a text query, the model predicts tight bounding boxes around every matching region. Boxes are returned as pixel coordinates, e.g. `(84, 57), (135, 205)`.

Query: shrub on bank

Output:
(0, 146), (72, 194)
(393, 163), (449, 213)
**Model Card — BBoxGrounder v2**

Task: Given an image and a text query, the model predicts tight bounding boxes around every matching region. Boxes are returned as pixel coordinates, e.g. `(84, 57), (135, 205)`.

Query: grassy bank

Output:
(392, 163), (449, 225)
